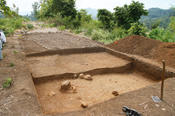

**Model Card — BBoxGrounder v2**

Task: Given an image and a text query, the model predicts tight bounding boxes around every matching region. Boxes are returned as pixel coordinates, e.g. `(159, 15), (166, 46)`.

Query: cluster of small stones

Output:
(48, 73), (119, 109)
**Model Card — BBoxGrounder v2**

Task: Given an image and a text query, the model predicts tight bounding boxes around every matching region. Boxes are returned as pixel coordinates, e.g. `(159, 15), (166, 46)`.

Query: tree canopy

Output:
(97, 9), (114, 30)
(0, 0), (11, 16)
(114, 1), (148, 29)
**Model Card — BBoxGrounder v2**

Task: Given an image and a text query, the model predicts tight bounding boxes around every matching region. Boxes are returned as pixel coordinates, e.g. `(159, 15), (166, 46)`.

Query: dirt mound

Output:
(108, 35), (175, 68)
(108, 35), (161, 58)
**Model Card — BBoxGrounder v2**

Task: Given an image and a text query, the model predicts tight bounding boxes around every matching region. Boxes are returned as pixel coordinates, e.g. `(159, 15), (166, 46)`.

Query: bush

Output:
(2, 78), (13, 88)
(128, 22), (147, 36)
(148, 27), (165, 40)
(58, 25), (66, 31)
(0, 17), (24, 36)
(148, 27), (175, 42)
(27, 24), (34, 30)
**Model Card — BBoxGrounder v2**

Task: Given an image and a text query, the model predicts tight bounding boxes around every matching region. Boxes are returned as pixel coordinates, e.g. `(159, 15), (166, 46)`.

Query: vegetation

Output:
(35, 1), (151, 44)
(114, 1), (148, 29)
(140, 8), (175, 29)
(97, 9), (114, 30)
(0, 17), (25, 36)
(2, 77), (13, 88)
(1, 0), (174, 43)
(0, 0), (29, 36)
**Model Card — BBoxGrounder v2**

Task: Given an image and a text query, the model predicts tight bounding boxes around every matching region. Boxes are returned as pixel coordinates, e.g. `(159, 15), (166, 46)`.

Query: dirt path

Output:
(0, 35), (41, 116)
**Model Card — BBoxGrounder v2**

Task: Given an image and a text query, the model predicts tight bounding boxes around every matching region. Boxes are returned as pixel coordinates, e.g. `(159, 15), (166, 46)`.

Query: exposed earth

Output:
(0, 26), (175, 116)
(108, 35), (175, 68)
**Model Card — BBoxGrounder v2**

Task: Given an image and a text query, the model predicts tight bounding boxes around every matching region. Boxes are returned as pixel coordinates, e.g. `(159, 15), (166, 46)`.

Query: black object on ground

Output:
(122, 106), (142, 116)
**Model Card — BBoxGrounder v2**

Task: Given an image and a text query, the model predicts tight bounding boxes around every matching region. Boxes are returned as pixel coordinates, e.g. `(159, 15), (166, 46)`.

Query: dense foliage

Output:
(33, 0), (175, 43)
(97, 9), (114, 30)
(140, 8), (175, 29)
(114, 1), (148, 29)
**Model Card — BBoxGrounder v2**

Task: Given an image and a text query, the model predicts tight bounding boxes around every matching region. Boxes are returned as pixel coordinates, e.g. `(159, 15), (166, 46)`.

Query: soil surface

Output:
(27, 52), (130, 78)
(35, 72), (157, 114)
(0, 35), (41, 116)
(0, 26), (175, 116)
(108, 35), (175, 68)
(25, 32), (99, 49)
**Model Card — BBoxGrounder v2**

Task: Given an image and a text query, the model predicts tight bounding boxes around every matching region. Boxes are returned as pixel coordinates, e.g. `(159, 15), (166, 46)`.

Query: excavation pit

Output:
(27, 49), (172, 115)
(27, 52), (131, 78)
(34, 72), (157, 114)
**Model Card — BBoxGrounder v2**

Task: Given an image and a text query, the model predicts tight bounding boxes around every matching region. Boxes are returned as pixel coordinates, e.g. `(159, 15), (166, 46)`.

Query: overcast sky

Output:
(7, 0), (175, 15)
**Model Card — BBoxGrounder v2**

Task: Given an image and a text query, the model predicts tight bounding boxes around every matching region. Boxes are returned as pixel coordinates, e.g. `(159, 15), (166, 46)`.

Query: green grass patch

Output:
(2, 77), (13, 89)
(0, 17), (25, 36)
(9, 63), (15, 67)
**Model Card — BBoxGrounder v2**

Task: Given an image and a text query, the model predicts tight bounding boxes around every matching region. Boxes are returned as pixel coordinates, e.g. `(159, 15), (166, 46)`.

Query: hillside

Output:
(140, 8), (175, 28)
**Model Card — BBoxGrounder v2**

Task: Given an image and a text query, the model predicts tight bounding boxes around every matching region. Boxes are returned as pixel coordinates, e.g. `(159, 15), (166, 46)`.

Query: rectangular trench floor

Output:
(27, 52), (130, 78)
(35, 72), (157, 114)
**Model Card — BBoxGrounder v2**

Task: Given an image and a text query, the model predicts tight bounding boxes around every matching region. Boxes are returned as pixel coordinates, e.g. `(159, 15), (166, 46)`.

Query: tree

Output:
(0, 0), (11, 16)
(113, 5), (129, 29)
(114, 1), (148, 29)
(39, 0), (54, 17)
(51, 0), (77, 18)
(78, 9), (92, 23)
(32, 2), (40, 18)
(97, 9), (114, 30)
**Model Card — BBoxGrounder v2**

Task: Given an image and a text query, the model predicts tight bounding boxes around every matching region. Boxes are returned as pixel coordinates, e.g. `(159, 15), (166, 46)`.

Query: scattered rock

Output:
(81, 101), (88, 108)
(73, 74), (78, 78)
(84, 75), (93, 81)
(60, 81), (71, 91)
(112, 91), (119, 96)
(71, 86), (77, 93)
(161, 108), (166, 111)
(79, 73), (85, 79)
(144, 104), (148, 109)
(48, 91), (56, 96)
(155, 104), (160, 107)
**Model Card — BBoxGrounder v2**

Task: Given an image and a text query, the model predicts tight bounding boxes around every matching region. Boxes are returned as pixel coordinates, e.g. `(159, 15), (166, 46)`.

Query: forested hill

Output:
(84, 8), (175, 28)
(140, 8), (175, 29)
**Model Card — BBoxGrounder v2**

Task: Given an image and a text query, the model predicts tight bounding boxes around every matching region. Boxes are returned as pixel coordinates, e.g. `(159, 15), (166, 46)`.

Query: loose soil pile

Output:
(108, 35), (175, 68)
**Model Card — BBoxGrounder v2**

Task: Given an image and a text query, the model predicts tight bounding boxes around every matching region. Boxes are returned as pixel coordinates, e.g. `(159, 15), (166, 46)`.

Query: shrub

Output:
(27, 24), (34, 30)
(2, 78), (13, 88)
(58, 25), (66, 31)
(128, 22), (147, 36)
(0, 17), (24, 36)
(148, 27), (165, 40)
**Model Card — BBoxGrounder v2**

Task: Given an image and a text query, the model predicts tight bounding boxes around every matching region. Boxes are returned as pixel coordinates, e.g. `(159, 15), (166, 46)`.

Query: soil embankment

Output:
(108, 35), (175, 68)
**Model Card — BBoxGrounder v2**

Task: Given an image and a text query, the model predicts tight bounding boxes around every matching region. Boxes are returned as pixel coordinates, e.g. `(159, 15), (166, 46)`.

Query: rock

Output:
(84, 75), (93, 81)
(48, 91), (56, 96)
(79, 73), (85, 79)
(112, 91), (119, 96)
(73, 74), (78, 78)
(81, 101), (88, 108)
(60, 81), (71, 91)
(71, 86), (77, 93)
(161, 108), (166, 111)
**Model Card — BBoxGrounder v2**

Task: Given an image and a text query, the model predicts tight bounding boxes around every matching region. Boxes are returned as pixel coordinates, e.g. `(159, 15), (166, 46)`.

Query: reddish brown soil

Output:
(27, 52), (130, 78)
(108, 35), (175, 68)
(35, 73), (157, 114)
(1, 30), (175, 116)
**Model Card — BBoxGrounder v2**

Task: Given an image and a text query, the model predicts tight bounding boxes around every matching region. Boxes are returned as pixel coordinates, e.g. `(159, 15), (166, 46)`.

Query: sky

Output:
(7, 0), (175, 15)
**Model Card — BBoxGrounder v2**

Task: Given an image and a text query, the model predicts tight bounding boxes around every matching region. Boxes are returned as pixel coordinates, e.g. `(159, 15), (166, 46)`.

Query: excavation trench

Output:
(27, 47), (175, 115)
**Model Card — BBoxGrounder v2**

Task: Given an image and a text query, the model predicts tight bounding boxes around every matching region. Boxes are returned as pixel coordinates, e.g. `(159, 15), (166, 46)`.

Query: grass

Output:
(2, 77), (13, 88)
(26, 24), (34, 30)
(0, 17), (26, 36)
(9, 63), (15, 67)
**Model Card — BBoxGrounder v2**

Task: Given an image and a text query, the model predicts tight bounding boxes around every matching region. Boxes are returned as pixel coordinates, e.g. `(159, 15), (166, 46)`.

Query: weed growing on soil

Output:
(9, 63), (15, 67)
(27, 24), (34, 30)
(13, 50), (18, 54)
(2, 78), (13, 88)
